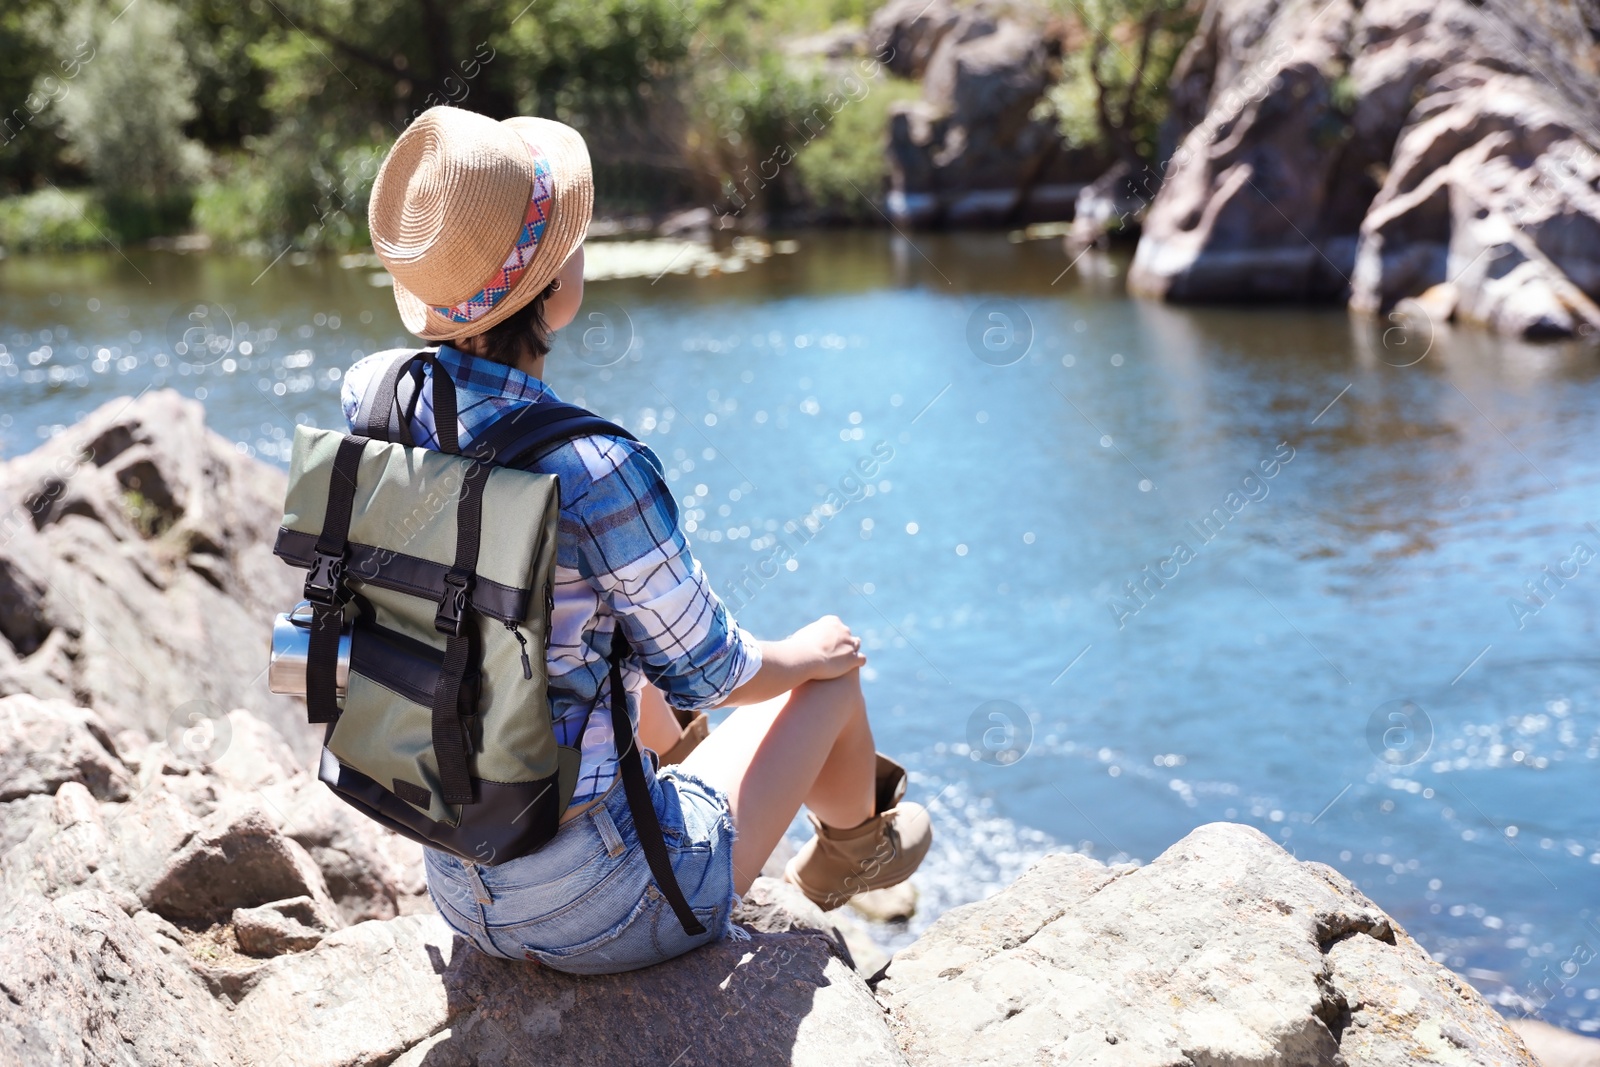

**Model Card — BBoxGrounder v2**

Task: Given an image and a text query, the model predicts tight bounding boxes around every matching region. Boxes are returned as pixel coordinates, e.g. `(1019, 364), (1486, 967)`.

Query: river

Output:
(3, 231), (1598, 1029)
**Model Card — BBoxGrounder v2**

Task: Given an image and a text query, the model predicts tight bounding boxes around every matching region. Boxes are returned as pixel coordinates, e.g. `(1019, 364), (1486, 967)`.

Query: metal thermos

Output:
(268, 602), (351, 697)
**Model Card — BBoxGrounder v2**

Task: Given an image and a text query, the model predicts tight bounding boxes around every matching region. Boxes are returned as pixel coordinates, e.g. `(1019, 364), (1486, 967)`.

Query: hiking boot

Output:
(659, 707), (709, 765)
(784, 753), (932, 911)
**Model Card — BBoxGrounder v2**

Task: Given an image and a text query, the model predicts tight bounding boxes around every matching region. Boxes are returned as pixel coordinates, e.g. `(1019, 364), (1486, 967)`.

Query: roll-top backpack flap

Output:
(275, 425), (557, 624)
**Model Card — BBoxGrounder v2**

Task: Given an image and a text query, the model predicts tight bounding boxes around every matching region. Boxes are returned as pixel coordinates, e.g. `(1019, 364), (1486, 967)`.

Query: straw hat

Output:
(368, 106), (593, 341)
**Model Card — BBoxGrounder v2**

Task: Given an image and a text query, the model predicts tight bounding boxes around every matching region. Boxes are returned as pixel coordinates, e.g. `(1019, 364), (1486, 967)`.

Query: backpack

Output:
(271, 349), (705, 936)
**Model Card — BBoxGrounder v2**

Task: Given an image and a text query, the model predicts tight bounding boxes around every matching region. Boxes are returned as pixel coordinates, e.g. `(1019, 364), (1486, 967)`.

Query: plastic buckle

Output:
(435, 570), (474, 636)
(304, 550), (346, 606)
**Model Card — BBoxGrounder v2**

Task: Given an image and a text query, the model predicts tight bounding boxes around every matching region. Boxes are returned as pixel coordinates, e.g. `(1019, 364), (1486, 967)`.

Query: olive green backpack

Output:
(272, 350), (705, 936)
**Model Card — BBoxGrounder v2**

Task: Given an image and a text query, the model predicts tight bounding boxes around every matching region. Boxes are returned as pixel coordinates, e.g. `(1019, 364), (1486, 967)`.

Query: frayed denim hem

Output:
(657, 762), (744, 944)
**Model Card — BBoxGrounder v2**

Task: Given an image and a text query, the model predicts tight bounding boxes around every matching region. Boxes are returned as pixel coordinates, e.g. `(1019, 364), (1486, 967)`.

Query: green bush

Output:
(0, 187), (110, 252)
(56, 0), (207, 209)
(194, 135), (384, 253)
(793, 74), (919, 218)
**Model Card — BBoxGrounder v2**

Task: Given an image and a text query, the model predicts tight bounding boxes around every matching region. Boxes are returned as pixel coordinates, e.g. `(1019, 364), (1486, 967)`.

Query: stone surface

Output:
(884, 2), (1092, 226)
(0, 391), (309, 757)
(735, 875), (856, 962)
(1511, 1020), (1600, 1066)
(868, 0), (962, 79)
(0, 693), (131, 802)
(231, 912), (906, 1067)
(848, 880), (919, 924)
(1130, 0), (1600, 339)
(876, 823), (1536, 1066)
(140, 807), (339, 924)
(0, 890), (243, 1066)
(233, 895), (341, 956)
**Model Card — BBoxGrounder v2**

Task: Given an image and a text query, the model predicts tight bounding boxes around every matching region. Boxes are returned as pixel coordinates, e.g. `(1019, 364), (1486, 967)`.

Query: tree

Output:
(56, 0), (207, 234)
(1041, 0), (1199, 168)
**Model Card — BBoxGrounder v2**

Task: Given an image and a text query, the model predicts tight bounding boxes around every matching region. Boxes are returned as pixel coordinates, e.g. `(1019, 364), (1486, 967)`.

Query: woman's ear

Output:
(542, 246), (586, 332)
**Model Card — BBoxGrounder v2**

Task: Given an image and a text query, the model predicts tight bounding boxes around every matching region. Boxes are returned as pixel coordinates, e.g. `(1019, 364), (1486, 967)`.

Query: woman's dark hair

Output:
(456, 280), (558, 367)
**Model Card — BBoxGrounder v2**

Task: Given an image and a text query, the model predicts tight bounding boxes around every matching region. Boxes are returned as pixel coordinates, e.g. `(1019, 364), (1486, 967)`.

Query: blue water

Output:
(4, 232), (1599, 1030)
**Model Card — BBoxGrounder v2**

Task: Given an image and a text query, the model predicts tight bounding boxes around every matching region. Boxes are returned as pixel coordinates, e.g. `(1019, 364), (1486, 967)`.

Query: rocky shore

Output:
(0, 393), (1589, 1064)
(1127, 0), (1600, 340)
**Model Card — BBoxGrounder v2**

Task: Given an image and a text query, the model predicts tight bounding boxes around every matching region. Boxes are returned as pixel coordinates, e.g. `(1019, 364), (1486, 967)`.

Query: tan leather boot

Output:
(659, 707), (709, 765)
(784, 754), (932, 911)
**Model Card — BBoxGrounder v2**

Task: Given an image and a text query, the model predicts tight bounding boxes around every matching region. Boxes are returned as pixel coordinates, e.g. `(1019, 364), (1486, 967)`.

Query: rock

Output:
(735, 876), (856, 960)
(876, 823), (1535, 1065)
(1070, 161), (1156, 249)
(1130, 0), (1600, 340)
(848, 881), (919, 924)
(0, 890), (243, 1066)
(0, 391), (309, 759)
(658, 206), (716, 238)
(886, 5), (1089, 226)
(230, 910), (906, 1067)
(233, 895), (342, 957)
(868, 0), (961, 79)
(0, 693), (131, 802)
(1, 780), (141, 911)
(1511, 1020), (1600, 1066)
(139, 807), (339, 925)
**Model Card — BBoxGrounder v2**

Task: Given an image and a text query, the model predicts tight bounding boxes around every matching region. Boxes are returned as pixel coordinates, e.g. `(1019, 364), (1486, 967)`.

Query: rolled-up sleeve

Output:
(566, 437), (762, 711)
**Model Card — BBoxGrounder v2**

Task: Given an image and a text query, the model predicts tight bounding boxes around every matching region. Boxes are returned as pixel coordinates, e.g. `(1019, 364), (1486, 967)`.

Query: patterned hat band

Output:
(432, 138), (555, 325)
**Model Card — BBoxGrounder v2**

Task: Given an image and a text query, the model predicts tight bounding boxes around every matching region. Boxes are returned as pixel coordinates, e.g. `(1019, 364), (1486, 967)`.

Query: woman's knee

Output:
(791, 669), (865, 722)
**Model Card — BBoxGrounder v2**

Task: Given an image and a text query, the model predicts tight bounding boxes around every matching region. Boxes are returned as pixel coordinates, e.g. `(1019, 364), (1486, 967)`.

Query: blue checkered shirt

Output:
(341, 346), (762, 806)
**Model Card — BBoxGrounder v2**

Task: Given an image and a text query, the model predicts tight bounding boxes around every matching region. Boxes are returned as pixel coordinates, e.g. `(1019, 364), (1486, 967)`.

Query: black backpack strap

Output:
(357, 350), (422, 444)
(359, 348), (461, 453)
(476, 402), (701, 935)
(429, 456), (491, 806)
(606, 630), (707, 938)
(467, 399), (637, 467)
(304, 435), (368, 724)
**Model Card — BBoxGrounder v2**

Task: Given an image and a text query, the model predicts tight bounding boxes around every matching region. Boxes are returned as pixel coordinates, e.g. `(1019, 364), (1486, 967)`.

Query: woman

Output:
(345, 106), (931, 974)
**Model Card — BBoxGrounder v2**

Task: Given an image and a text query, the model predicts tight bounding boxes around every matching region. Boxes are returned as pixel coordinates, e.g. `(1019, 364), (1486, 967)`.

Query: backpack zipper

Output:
(505, 620), (533, 679)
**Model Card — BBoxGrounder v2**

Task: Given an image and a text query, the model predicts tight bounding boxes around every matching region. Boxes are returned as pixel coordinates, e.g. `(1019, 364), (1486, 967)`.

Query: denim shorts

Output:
(424, 762), (739, 975)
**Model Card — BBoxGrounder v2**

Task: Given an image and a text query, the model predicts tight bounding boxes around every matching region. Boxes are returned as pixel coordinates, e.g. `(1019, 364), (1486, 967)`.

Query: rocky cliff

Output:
(0, 394), (1581, 1064)
(1129, 0), (1600, 340)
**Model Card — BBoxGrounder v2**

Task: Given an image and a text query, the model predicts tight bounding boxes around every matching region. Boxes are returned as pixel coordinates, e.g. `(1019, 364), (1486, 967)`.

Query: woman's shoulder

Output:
(526, 431), (665, 512)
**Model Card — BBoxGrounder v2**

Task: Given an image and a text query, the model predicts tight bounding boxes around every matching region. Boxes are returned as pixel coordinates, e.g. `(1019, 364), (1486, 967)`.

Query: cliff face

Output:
(1130, 0), (1600, 340)
(0, 395), (1563, 1064)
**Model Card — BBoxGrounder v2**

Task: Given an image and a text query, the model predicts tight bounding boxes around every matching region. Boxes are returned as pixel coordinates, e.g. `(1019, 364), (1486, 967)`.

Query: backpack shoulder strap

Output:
(354, 350), (419, 443)
(357, 348), (450, 448)
(468, 399), (638, 468)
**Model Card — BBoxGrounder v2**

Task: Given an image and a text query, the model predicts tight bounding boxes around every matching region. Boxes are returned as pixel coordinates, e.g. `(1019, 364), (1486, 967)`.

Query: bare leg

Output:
(680, 670), (875, 894)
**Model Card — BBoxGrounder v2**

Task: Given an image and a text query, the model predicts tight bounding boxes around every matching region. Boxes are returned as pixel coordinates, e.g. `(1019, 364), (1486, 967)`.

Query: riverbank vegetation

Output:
(1, 0), (1198, 254)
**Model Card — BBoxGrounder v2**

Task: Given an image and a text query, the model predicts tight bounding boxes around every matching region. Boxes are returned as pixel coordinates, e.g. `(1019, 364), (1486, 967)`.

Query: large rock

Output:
(0, 890), (243, 1066)
(0, 391), (308, 757)
(0, 693), (130, 802)
(232, 912), (905, 1067)
(876, 823), (1536, 1065)
(1129, 0), (1600, 340)
(1511, 1020), (1600, 1066)
(140, 807), (340, 925)
(868, 0), (962, 79)
(885, 2), (1092, 226)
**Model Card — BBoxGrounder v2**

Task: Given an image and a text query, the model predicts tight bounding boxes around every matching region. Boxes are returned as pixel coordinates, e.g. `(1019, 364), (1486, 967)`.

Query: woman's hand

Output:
(714, 615), (866, 707)
(789, 615), (865, 680)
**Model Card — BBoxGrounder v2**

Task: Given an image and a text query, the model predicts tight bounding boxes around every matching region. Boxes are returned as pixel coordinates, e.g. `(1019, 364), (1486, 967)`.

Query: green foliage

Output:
(792, 75), (920, 217)
(55, 0), (208, 227)
(1040, 0), (1199, 166)
(0, 187), (109, 252)
(194, 131), (384, 253)
(4, 0), (997, 246)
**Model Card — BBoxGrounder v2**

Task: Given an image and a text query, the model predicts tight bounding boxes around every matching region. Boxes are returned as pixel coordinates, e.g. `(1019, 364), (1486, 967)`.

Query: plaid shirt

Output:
(341, 346), (762, 805)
